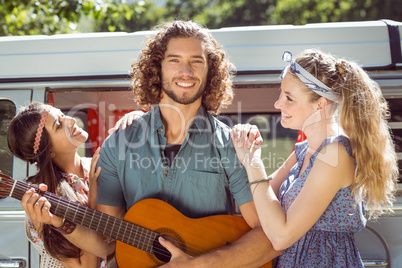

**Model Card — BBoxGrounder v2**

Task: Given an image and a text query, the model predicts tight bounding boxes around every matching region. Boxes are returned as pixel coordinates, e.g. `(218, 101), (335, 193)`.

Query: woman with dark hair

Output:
(8, 102), (131, 268)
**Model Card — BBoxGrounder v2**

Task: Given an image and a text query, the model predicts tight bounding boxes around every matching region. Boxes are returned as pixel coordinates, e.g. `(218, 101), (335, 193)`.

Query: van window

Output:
(0, 100), (16, 177)
(218, 113), (298, 175)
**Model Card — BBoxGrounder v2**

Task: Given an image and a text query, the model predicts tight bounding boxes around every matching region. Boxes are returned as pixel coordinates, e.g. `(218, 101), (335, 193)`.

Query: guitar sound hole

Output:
(152, 236), (171, 263)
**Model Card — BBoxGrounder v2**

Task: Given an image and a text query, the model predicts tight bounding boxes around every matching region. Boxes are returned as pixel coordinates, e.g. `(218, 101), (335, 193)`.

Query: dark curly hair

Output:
(130, 20), (235, 115)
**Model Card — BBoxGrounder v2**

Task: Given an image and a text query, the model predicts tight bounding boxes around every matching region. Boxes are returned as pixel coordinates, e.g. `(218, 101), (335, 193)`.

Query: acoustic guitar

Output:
(0, 173), (272, 268)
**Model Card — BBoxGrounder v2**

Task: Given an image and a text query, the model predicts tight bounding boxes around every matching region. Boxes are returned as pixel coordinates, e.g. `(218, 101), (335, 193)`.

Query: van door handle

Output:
(362, 260), (388, 267)
(0, 258), (26, 268)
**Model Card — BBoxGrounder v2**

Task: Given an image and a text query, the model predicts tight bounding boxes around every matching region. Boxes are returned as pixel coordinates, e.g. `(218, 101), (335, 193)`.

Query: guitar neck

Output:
(10, 180), (158, 253)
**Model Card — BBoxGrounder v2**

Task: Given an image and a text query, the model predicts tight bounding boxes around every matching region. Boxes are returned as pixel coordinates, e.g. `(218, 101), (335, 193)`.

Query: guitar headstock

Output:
(0, 172), (14, 199)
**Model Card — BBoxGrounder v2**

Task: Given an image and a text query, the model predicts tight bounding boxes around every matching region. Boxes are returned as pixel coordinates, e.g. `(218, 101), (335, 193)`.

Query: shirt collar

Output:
(151, 105), (208, 134)
(151, 105), (164, 134)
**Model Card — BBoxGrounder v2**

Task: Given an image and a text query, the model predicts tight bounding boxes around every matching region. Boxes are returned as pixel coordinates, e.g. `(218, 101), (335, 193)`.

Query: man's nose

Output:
(179, 62), (194, 77)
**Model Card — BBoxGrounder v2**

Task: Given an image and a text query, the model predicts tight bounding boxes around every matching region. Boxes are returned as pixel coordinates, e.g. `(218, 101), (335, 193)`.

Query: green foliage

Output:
(163, 0), (277, 29)
(271, 0), (402, 25)
(0, 0), (401, 36)
(0, 0), (95, 35)
(91, 1), (165, 33)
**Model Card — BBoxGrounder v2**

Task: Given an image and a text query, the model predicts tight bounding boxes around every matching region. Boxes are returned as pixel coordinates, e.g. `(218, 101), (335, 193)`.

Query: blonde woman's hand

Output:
(88, 147), (101, 209)
(230, 124), (264, 170)
(108, 110), (145, 134)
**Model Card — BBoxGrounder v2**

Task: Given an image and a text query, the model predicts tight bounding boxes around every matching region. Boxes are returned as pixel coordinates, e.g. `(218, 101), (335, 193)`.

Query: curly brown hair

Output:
(130, 20), (235, 115)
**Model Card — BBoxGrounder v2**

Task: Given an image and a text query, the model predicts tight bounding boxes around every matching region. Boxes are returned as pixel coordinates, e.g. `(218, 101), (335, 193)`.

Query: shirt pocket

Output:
(177, 169), (230, 218)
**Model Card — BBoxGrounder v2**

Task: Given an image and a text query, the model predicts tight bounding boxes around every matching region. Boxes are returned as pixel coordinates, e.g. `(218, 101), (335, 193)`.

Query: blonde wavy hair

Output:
(290, 49), (399, 219)
(130, 20), (235, 115)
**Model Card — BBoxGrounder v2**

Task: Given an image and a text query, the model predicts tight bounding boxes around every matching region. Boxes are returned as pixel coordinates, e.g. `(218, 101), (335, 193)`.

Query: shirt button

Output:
(163, 170), (168, 175)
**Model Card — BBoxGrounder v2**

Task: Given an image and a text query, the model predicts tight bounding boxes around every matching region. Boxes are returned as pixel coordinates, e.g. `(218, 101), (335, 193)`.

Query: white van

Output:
(0, 20), (401, 267)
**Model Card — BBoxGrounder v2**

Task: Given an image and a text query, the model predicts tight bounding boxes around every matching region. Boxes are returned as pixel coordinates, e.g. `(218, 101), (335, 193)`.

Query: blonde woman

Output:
(231, 49), (399, 267)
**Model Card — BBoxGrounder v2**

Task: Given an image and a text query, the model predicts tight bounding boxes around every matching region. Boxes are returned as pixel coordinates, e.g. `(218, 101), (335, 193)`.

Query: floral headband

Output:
(281, 51), (339, 102)
(33, 106), (50, 154)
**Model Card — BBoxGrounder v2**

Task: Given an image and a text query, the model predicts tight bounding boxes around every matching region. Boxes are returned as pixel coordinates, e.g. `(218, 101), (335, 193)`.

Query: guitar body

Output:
(116, 199), (272, 268)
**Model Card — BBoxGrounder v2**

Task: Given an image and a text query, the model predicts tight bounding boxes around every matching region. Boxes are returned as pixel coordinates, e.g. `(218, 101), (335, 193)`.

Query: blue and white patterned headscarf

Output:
(281, 51), (339, 102)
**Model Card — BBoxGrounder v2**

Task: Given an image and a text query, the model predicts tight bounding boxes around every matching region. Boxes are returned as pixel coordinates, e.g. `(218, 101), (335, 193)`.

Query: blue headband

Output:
(281, 51), (339, 102)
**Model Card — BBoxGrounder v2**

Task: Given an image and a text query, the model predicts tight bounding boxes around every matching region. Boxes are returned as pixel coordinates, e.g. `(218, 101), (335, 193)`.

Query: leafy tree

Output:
(1, 0), (401, 36)
(156, 0), (402, 29)
(271, 0), (402, 25)
(163, 0), (277, 29)
(0, 0), (98, 35)
(0, 0), (164, 35)
(91, 1), (165, 32)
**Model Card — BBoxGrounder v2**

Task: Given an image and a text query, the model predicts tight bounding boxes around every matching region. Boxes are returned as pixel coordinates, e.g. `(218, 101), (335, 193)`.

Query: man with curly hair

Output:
(22, 20), (280, 267)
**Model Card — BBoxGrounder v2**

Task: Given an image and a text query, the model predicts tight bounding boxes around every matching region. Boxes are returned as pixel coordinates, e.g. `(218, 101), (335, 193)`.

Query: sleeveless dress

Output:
(25, 158), (106, 268)
(276, 135), (366, 267)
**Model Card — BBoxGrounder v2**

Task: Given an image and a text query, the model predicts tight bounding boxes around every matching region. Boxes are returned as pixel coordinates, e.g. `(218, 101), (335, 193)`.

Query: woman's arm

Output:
(231, 125), (355, 250)
(26, 198), (104, 267)
(244, 143), (354, 250)
(157, 201), (282, 267)
(59, 250), (101, 268)
(229, 124), (296, 197)
(21, 186), (115, 258)
(269, 152), (297, 197)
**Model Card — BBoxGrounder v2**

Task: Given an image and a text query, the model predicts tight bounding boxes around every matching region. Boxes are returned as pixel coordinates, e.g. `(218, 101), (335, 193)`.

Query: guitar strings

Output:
(10, 180), (181, 259)
(8, 179), (210, 259)
(42, 191), (204, 258)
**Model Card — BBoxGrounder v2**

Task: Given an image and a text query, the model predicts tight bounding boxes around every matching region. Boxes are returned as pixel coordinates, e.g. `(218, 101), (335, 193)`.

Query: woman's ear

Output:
(50, 150), (56, 158)
(317, 97), (328, 111)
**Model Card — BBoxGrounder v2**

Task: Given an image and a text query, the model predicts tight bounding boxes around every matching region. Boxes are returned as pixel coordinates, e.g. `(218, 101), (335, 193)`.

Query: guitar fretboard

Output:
(11, 180), (158, 253)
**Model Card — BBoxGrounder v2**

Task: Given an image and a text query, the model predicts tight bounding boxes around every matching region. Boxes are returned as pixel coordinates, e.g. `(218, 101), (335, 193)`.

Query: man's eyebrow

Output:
(165, 54), (181, 58)
(192, 55), (205, 60)
(165, 54), (205, 59)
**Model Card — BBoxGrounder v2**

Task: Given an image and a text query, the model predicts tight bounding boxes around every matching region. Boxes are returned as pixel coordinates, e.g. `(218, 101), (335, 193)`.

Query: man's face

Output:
(161, 37), (208, 106)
